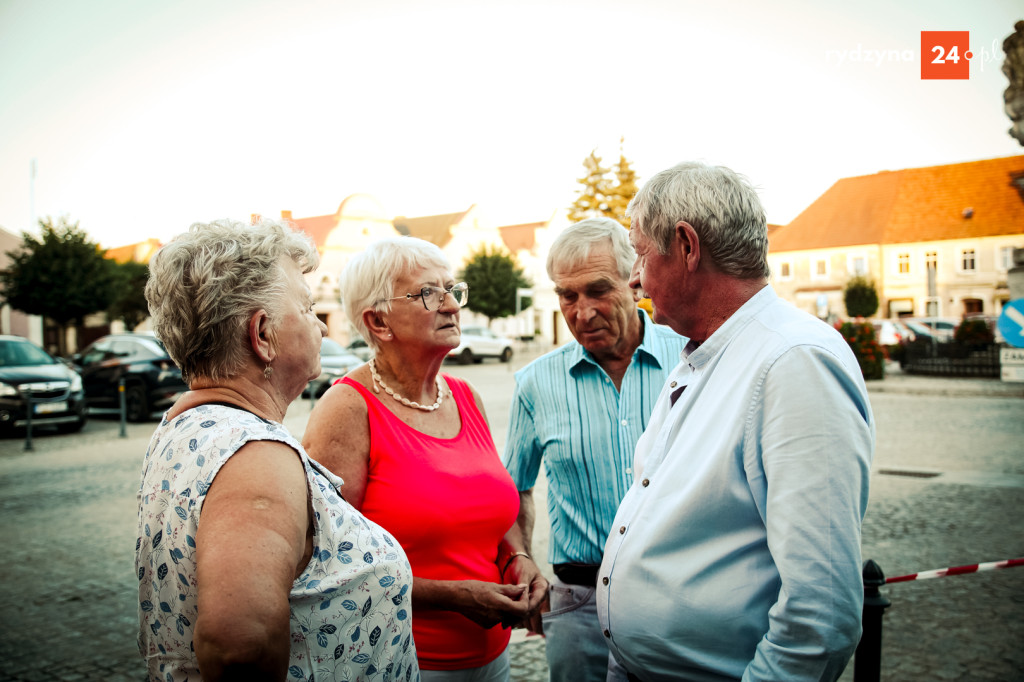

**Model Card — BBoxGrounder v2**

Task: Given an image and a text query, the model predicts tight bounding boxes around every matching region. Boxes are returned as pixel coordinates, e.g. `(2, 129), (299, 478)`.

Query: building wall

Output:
(769, 234), (1023, 320)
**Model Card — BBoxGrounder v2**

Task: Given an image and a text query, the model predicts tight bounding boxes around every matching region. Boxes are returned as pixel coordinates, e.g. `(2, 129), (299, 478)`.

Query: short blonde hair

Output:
(146, 218), (319, 383)
(340, 236), (450, 351)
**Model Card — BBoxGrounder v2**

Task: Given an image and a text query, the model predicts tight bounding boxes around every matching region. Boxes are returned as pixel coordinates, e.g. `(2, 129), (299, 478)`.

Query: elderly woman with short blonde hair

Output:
(136, 219), (418, 681)
(304, 236), (547, 681)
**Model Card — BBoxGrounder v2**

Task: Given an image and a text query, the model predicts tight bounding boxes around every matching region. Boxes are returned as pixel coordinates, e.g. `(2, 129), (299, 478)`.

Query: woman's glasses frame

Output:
(387, 282), (469, 311)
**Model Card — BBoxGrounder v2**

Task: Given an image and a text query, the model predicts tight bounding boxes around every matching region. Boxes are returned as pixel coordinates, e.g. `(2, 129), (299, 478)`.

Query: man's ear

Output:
(676, 221), (701, 273)
(249, 309), (274, 363)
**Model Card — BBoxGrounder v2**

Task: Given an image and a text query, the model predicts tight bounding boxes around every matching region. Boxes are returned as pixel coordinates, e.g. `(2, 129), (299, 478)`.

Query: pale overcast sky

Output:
(0, 0), (1021, 248)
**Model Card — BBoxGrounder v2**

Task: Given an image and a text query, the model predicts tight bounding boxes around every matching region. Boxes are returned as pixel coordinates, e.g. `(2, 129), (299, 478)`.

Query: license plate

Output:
(35, 401), (67, 414)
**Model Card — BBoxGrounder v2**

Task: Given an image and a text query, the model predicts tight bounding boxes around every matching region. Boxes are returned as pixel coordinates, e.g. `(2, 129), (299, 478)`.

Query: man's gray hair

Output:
(341, 236), (451, 351)
(627, 161), (770, 279)
(546, 217), (635, 281)
(145, 217), (319, 384)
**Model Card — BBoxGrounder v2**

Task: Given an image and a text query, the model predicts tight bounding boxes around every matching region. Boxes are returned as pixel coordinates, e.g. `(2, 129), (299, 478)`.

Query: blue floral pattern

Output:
(136, 404), (418, 681)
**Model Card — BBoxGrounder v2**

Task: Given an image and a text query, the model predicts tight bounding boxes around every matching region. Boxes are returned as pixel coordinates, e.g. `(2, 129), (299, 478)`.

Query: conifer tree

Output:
(606, 137), (639, 228)
(567, 149), (612, 224)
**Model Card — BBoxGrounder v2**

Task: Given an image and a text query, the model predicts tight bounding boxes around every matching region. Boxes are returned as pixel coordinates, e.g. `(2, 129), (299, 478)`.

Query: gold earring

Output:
(264, 364), (273, 380)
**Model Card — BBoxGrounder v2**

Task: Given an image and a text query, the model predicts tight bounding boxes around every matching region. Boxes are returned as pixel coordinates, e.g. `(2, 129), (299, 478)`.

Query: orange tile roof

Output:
(769, 155), (1024, 253)
(393, 207), (472, 247)
(290, 213), (340, 249)
(499, 221), (544, 253)
(104, 238), (163, 263)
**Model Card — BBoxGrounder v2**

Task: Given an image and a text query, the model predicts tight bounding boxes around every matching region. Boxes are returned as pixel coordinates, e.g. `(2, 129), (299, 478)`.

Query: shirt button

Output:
(625, 467), (632, 475)
(620, 419), (627, 426)
(602, 576), (609, 585)
(642, 478), (650, 487)
(670, 380), (677, 388)
(603, 629), (610, 638)
(619, 526), (626, 534)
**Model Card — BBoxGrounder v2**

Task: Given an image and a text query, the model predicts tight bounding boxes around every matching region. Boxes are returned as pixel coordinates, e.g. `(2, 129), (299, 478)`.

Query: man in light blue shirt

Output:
(503, 218), (687, 682)
(597, 162), (875, 681)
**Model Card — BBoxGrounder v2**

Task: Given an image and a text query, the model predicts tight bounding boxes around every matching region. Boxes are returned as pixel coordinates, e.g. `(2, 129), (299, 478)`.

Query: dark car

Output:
(305, 338), (363, 399)
(0, 335), (87, 433)
(73, 332), (187, 422)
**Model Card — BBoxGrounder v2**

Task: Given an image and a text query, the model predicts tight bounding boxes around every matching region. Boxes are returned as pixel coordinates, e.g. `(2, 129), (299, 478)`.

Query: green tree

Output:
(606, 137), (639, 228)
(843, 276), (879, 318)
(108, 260), (150, 330)
(567, 149), (612, 224)
(0, 216), (120, 355)
(457, 245), (532, 325)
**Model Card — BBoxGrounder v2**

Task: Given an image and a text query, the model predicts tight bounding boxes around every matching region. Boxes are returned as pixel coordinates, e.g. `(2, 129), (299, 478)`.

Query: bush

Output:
(953, 318), (994, 352)
(843, 277), (879, 318)
(838, 321), (885, 380)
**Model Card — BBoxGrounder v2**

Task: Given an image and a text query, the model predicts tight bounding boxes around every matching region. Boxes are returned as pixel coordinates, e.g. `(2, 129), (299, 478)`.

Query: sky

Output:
(0, 0), (1021, 248)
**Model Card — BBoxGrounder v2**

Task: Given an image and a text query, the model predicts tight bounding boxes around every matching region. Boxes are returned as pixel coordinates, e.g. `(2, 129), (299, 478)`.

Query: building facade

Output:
(768, 155), (1024, 321)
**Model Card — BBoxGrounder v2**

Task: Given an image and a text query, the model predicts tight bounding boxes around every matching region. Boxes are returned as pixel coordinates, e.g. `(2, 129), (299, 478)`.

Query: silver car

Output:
(447, 326), (514, 364)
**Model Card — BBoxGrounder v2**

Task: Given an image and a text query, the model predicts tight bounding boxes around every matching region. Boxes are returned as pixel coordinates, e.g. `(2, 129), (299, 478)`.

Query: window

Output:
(925, 251), (937, 296)
(961, 248), (976, 272)
(812, 258), (828, 279)
(897, 253), (910, 274)
(848, 254), (867, 276)
(778, 261), (792, 280)
(998, 246), (1015, 271)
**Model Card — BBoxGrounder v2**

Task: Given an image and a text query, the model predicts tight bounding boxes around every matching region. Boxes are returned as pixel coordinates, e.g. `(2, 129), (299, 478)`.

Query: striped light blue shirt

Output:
(503, 312), (688, 565)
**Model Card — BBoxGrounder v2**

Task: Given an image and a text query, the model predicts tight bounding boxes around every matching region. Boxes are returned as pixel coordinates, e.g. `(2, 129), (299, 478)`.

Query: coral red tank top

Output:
(340, 375), (519, 670)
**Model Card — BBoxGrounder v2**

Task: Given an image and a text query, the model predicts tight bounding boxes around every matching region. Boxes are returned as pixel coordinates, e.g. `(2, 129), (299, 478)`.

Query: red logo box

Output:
(921, 31), (970, 79)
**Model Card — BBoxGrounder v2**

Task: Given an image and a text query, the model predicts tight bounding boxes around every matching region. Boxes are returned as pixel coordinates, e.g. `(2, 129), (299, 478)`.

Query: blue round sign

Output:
(998, 299), (1024, 348)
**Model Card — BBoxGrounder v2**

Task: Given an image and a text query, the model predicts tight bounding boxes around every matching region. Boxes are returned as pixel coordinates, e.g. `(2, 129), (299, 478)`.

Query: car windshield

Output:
(0, 340), (56, 367)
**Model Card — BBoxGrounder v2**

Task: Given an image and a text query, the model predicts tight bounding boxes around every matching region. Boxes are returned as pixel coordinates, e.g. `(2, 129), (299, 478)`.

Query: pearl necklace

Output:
(369, 358), (446, 412)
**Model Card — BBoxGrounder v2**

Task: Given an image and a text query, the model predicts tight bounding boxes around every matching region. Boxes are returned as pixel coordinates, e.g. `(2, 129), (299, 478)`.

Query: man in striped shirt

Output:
(503, 217), (687, 682)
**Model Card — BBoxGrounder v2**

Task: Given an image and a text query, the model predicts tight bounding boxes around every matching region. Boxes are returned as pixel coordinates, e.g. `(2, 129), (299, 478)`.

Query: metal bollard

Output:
(854, 558), (891, 682)
(118, 377), (127, 438)
(23, 392), (34, 451)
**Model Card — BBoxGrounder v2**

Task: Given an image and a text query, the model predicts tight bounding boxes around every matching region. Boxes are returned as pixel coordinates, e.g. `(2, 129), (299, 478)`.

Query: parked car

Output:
(870, 319), (912, 346)
(904, 317), (959, 342)
(344, 336), (375, 362)
(902, 320), (938, 343)
(305, 338), (363, 398)
(72, 332), (186, 422)
(447, 326), (514, 364)
(0, 335), (88, 434)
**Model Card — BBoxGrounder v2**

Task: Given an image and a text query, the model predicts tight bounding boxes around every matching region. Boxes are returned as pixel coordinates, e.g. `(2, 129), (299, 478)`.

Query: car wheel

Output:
(125, 385), (150, 422)
(499, 347), (513, 363)
(458, 348), (474, 365)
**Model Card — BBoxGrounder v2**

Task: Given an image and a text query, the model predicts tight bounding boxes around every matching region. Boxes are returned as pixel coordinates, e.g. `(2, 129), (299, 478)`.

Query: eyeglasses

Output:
(388, 282), (469, 311)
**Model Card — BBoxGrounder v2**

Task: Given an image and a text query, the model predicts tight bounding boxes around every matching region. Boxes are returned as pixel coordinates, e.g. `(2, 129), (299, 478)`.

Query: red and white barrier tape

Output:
(885, 557), (1024, 584)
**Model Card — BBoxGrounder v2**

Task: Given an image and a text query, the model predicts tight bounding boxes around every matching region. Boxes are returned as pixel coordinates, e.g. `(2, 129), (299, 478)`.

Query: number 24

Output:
(931, 45), (961, 64)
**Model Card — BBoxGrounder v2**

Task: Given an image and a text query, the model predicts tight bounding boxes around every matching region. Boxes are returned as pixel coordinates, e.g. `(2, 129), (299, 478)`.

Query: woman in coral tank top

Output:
(303, 236), (548, 681)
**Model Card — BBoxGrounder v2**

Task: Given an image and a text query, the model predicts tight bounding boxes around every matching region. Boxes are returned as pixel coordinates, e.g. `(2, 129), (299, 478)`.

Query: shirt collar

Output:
(569, 309), (665, 374)
(683, 285), (776, 370)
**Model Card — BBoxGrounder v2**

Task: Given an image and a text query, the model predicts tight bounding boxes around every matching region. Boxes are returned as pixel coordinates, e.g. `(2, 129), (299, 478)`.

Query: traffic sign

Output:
(998, 299), (1024, 349)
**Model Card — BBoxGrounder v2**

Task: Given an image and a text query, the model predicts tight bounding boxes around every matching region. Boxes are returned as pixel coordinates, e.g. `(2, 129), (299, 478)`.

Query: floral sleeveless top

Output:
(136, 404), (419, 682)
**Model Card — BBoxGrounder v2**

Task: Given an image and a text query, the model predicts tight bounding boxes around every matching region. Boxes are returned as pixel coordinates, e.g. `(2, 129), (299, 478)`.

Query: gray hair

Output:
(341, 236), (451, 351)
(145, 218), (320, 383)
(627, 161), (770, 279)
(546, 217), (635, 281)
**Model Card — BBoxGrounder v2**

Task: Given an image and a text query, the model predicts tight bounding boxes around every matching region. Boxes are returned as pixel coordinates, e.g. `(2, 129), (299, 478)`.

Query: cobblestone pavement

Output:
(0, 360), (1021, 681)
